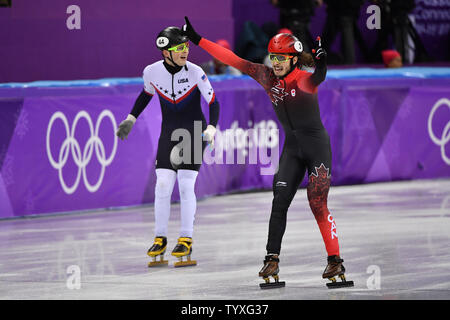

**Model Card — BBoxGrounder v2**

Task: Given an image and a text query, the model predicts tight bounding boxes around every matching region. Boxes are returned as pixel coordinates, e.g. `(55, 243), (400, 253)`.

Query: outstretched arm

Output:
(183, 16), (249, 73)
(198, 38), (251, 74)
(183, 17), (273, 88)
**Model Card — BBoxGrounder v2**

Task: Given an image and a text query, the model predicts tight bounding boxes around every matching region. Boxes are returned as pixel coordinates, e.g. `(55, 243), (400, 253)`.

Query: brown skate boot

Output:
(259, 254), (285, 289)
(323, 255), (354, 289)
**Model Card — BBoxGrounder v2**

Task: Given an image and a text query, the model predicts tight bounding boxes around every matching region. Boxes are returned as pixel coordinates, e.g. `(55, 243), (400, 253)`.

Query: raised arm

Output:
(183, 17), (273, 88)
(309, 37), (327, 87)
(198, 38), (252, 75)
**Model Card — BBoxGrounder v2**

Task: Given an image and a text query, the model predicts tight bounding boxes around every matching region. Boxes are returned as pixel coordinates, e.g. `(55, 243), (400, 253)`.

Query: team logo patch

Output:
(201, 74), (207, 82)
(276, 181), (287, 187)
(271, 81), (289, 106)
(309, 163), (331, 179)
(291, 89), (296, 97)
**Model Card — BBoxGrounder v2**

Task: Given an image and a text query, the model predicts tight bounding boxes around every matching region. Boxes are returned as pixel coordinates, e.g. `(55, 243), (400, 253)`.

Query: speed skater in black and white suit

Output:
(116, 26), (220, 267)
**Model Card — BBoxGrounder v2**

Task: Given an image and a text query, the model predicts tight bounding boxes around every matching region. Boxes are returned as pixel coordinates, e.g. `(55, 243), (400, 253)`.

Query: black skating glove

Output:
(183, 16), (202, 45)
(311, 36), (327, 86)
(312, 36), (327, 67)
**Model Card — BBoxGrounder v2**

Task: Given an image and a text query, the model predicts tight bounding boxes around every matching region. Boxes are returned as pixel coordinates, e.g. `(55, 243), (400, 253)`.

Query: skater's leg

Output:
(173, 169), (199, 267)
(177, 169), (199, 238)
(302, 134), (353, 287)
(306, 161), (340, 257)
(300, 131), (340, 256)
(154, 168), (177, 237)
(266, 148), (306, 255)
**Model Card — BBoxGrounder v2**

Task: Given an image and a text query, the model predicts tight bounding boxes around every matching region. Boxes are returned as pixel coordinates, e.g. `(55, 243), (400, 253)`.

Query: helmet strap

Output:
(163, 51), (188, 73)
(166, 51), (181, 68)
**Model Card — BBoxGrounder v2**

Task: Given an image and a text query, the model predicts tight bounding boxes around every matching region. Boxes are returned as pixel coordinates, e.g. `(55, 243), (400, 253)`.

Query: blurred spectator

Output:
(261, 21), (279, 42)
(370, 0), (427, 64)
(0, 0), (11, 7)
(200, 39), (242, 75)
(270, 0), (323, 53)
(322, 0), (365, 65)
(235, 21), (270, 63)
(382, 50), (403, 68)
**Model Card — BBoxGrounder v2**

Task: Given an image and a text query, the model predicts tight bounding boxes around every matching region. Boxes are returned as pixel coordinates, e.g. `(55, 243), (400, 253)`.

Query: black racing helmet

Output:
(156, 26), (189, 51)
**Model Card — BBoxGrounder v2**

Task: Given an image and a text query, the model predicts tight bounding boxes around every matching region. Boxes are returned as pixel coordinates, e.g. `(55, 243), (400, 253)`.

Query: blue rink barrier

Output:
(0, 67), (449, 217)
(1, 67), (450, 88)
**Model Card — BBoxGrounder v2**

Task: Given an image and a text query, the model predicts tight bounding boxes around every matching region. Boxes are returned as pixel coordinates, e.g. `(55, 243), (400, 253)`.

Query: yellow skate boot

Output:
(171, 237), (197, 267)
(147, 236), (168, 267)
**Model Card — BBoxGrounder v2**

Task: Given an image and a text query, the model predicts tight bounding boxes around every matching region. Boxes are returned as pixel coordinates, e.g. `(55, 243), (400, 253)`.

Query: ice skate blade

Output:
(174, 260), (197, 268)
(259, 281), (286, 289)
(147, 260), (168, 267)
(326, 280), (354, 289)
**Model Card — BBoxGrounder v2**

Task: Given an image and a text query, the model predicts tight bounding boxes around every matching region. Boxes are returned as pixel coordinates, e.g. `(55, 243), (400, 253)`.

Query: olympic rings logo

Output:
(46, 110), (118, 194)
(428, 98), (450, 166)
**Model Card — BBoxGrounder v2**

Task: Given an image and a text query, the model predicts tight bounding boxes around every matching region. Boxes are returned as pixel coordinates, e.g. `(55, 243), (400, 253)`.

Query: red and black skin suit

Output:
(183, 18), (341, 263)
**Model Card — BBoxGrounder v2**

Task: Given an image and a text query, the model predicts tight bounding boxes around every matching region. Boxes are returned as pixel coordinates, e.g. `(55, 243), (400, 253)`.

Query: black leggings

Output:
(266, 132), (333, 255)
(156, 131), (207, 172)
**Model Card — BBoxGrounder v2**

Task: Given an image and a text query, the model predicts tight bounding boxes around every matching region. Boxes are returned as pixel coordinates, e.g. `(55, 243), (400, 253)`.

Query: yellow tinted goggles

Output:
(168, 42), (190, 53)
(269, 54), (293, 62)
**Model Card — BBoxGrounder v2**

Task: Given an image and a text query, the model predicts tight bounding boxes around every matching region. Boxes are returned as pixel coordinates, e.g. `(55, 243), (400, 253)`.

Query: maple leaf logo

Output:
(270, 81), (289, 106)
(307, 163), (331, 203)
(310, 163), (331, 179)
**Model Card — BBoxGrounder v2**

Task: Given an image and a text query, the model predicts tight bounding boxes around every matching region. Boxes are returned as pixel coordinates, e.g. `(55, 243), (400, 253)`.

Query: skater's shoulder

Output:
(186, 61), (205, 76)
(143, 60), (165, 74)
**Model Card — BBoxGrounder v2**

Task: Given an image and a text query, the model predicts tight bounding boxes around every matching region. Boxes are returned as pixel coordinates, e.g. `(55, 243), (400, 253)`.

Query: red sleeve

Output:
(297, 72), (319, 94)
(199, 38), (274, 89)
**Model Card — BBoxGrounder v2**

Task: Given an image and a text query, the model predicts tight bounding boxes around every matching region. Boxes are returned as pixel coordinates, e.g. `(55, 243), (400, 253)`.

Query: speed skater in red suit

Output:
(182, 17), (354, 289)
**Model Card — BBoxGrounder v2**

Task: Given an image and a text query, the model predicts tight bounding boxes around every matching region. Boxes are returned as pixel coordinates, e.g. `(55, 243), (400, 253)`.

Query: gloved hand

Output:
(312, 36), (327, 65)
(116, 117), (135, 140)
(202, 125), (217, 149)
(183, 16), (202, 45)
